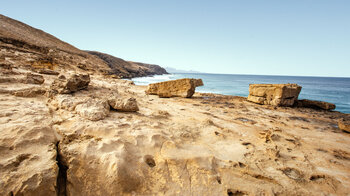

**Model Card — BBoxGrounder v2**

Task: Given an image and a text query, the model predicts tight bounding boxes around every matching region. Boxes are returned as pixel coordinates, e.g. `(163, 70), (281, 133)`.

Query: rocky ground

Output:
(0, 63), (349, 196)
(1, 13), (350, 196)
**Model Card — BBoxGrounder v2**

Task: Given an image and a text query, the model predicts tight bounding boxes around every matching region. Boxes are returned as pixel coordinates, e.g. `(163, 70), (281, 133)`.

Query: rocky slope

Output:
(86, 51), (167, 78)
(0, 14), (167, 78)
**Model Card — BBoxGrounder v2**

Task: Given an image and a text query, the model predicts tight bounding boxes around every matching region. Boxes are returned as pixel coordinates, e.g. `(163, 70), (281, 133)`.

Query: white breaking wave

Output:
(132, 74), (175, 85)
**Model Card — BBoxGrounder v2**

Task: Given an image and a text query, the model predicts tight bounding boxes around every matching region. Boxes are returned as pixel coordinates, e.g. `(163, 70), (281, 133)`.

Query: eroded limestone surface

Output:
(0, 68), (350, 196)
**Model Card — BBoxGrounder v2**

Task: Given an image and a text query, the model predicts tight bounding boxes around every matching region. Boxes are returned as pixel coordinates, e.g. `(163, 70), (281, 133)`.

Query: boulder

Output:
(247, 84), (302, 106)
(24, 73), (45, 84)
(109, 97), (139, 112)
(50, 94), (86, 111)
(338, 119), (350, 133)
(146, 78), (204, 98)
(51, 74), (90, 94)
(75, 99), (110, 121)
(296, 99), (336, 110)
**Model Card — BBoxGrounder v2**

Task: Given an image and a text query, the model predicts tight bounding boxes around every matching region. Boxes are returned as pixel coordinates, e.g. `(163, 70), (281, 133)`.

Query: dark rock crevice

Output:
(55, 141), (68, 196)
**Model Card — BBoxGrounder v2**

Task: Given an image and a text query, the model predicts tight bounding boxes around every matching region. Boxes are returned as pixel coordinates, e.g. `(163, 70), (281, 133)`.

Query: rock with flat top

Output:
(75, 99), (109, 121)
(247, 84), (302, 106)
(146, 78), (204, 98)
(109, 97), (139, 112)
(296, 99), (336, 110)
(51, 74), (90, 94)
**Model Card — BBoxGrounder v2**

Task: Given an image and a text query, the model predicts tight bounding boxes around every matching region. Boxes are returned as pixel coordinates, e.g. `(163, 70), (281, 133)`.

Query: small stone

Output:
(109, 97), (139, 112)
(75, 99), (109, 121)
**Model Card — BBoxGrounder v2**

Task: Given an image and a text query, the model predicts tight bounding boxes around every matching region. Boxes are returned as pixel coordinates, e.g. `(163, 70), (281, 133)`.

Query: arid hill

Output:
(86, 51), (167, 78)
(0, 14), (167, 78)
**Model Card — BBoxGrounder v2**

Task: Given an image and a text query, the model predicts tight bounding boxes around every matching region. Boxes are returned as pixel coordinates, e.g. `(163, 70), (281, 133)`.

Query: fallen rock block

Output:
(338, 119), (350, 133)
(24, 73), (45, 84)
(296, 99), (336, 110)
(51, 74), (90, 94)
(146, 78), (204, 98)
(247, 84), (302, 106)
(75, 98), (109, 121)
(109, 97), (139, 112)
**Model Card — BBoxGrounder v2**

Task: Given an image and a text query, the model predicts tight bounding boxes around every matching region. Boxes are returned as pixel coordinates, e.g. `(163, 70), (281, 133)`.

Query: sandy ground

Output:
(1, 70), (350, 196)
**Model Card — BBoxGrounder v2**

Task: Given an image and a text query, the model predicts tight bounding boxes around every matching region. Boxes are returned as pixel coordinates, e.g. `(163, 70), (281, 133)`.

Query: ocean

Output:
(132, 73), (350, 114)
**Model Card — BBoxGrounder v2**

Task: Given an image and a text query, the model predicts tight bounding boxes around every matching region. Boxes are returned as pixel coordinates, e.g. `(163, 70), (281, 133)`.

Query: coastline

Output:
(133, 73), (350, 114)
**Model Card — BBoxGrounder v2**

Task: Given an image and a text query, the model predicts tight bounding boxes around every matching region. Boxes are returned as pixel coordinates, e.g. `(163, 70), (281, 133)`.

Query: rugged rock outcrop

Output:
(247, 84), (302, 106)
(128, 61), (168, 77)
(51, 74), (90, 94)
(146, 78), (204, 98)
(338, 119), (350, 133)
(296, 99), (336, 110)
(109, 97), (139, 112)
(86, 51), (168, 78)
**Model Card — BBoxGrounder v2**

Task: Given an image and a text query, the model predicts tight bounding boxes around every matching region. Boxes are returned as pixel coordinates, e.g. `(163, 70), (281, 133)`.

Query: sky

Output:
(1, 0), (349, 77)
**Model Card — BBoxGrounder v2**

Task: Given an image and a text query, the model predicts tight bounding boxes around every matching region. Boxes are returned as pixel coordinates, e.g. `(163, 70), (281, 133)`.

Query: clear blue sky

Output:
(1, 0), (349, 77)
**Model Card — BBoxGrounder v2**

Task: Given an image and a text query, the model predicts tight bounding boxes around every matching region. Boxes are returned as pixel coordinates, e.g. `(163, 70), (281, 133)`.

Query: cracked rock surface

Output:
(1, 65), (350, 196)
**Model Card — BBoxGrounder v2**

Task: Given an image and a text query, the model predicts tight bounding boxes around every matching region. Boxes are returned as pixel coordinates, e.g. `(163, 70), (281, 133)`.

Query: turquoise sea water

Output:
(132, 73), (350, 114)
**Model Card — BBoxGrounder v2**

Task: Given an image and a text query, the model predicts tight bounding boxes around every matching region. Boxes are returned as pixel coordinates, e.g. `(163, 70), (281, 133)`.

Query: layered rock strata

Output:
(146, 78), (204, 98)
(247, 84), (302, 106)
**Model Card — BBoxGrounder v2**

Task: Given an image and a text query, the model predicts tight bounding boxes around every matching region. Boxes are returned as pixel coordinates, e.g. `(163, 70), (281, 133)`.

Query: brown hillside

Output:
(0, 14), (167, 78)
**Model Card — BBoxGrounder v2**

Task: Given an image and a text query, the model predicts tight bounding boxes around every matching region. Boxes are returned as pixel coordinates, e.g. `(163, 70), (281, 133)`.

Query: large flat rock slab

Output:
(247, 84), (302, 106)
(145, 78), (203, 98)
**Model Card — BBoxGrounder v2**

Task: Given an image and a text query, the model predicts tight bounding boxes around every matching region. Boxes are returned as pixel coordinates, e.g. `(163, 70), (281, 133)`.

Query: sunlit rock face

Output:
(247, 84), (302, 106)
(146, 78), (204, 98)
